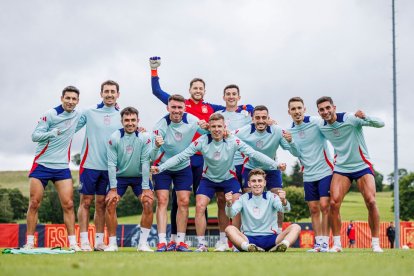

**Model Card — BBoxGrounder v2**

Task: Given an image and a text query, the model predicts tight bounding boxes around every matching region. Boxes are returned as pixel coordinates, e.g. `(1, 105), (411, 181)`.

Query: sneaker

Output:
(328, 245), (343, 253)
(156, 243), (167, 252)
(195, 244), (208, 252)
(166, 241), (177, 251)
(269, 242), (288, 252)
(103, 244), (118, 252)
(94, 243), (108, 251)
(320, 242), (329, 253)
(214, 241), (229, 252)
(233, 246), (240, 252)
(69, 244), (82, 252)
(176, 242), (192, 252)
(372, 245), (384, 253)
(247, 244), (265, 252)
(137, 243), (154, 252)
(80, 243), (93, 252)
(22, 243), (34, 250)
(307, 243), (321, 253)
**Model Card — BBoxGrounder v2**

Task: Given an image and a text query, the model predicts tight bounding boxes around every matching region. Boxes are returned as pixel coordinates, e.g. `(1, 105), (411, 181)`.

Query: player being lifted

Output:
(151, 94), (209, 252)
(149, 56), (251, 251)
(287, 97), (334, 252)
(25, 86), (82, 251)
(76, 80), (122, 251)
(234, 105), (300, 234)
(316, 96), (384, 253)
(225, 169), (301, 252)
(151, 113), (286, 252)
(105, 107), (154, 252)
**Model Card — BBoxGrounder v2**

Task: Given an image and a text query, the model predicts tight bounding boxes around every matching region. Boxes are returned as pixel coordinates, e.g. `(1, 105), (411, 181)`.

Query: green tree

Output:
(8, 188), (29, 219)
(38, 184), (64, 223)
(0, 192), (14, 222)
(374, 169), (384, 192)
(283, 186), (309, 222)
(394, 172), (414, 221)
(117, 189), (142, 217)
(289, 161), (303, 187)
(387, 168), (408, 190)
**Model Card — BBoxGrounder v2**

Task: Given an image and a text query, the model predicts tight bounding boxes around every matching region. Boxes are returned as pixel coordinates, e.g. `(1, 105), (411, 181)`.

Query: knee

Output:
(290, 223), (302, 233)
(309, 205), (320, 215)
(365, 197), (377, 209)
(177, 197), (190, 208)
(141, 198), (154, 212)
(330, 199), (341, 210)
(225, 225), (236, 235)
(95, 199), (106, 211)
(80, 198), (92, 210)
(28, 198), (41, 211)
(157, 195), (168, 208)
(320, 203), (330, 214)
(62, 199), (74, 211)
(196, 202), (206, 214)
(106, 203), (117, 215)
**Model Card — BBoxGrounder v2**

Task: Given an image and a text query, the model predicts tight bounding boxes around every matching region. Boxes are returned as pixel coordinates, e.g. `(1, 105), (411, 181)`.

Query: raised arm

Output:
(150, 56), (170, 105)
(225, 192), (243, 218)
(354, 110), (385, 128)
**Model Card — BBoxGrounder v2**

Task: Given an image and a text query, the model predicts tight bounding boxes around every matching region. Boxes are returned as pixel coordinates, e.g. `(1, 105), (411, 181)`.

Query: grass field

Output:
(1, 248), (413, 276)
(0, 171), (396, 223)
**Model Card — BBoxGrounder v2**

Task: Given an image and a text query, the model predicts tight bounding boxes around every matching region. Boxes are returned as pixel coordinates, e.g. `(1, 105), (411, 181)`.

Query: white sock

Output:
(95, 233), (104, 245)
(158, 233), (167, 244)
(197, 236), (206, 246)
(109, 236), (117, 246)
(323, 236), (330, 245)
(372, 237), (380, 247)
(139, 227), (151, 245)
(315, 235), (322, 245)
(80, 232), (89, 244)
(282, 239), (290, 248)
(177, 232), (186, 243)
(219, 232), (227, 243)
(27, 235), (34, 245)
(68, 235), (77, 246)
(241, 241), (249, 251)
(333, 236), (341, 247)
(170, 234), (177, 242)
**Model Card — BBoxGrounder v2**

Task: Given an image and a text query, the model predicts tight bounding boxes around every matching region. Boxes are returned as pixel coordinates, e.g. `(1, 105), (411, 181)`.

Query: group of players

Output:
(23, 57), (385, 253)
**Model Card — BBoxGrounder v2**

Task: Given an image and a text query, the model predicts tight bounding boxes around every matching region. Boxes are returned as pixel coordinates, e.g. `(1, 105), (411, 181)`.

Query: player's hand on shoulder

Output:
(282, 130), (292, 142)
(155, 135), (164, 148)
(150, 166), (160, 174)
(149, 56), (161, 69)
(278, 163), (287, 172)
(198, 120), (209, 129)
(354, 110), (366, 119)
(138, 126), (147, 133)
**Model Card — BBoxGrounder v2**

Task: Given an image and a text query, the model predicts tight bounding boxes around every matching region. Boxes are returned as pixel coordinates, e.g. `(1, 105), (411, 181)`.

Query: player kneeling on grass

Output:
(225, 169), (301, 252)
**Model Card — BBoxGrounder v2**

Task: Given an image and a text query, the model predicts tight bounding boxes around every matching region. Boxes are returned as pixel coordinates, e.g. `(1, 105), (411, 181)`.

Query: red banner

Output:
(0, 224), (18, 247)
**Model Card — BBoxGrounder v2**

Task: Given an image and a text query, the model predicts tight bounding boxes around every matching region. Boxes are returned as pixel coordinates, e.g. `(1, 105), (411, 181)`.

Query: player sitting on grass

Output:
(225, 169), (301, 252)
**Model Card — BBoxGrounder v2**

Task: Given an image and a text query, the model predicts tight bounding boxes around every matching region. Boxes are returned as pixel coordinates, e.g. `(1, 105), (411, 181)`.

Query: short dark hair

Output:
(101, 80), (119, 93)
(62, 86), (80, 97)
(316, 96), (333, 106)
(248, 168), (266, 181)
(189, 78), (205, 89)
(253, 105), (268, 115)
(288, 97), (304, 107)
(168, 94), (186, 103)
(209, 113), (225, 122)
(120, 106), (139, 118)
(223, 84), (240, 95)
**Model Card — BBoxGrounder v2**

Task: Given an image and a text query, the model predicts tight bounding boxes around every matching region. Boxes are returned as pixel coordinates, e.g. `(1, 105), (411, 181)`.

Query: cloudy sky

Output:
(1, 0), (412, 178)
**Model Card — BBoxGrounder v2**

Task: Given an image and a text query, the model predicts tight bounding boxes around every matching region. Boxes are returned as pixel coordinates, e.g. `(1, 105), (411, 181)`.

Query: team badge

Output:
(202, 106), (208, 113)
(174, 132), (183, 141)
(126, 145), (133, 154)
(253, 206), (260, 218)
(213, 151), (221, 160)
(104, 115), (111, 125)
(256, 140), (264, 149)
(333, 129), (340, 137)
(298, 130), (306, 139)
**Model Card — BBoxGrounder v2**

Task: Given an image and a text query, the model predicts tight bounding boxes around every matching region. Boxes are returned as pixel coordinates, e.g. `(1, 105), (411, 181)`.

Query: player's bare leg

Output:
(329, 174), (351, 252)
(357, 174), (382, 252)
(94, 195), (106, 249)
(195, 194), (210, 252)
(54, 179), (76, 236)
(26, 178), (44, 236)
(225, 225), (262, 252)
(137, 191), (154, 252)
(155, 189), (169, 251)
(270, 224), (301, 252)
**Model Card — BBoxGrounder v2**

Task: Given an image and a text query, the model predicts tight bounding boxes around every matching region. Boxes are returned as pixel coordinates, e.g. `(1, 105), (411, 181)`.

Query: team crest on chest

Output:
(253, 206), (260, 218)
(298, 130), (306, 139)
(256, 140), (264, 149)
(125, 145), (133, 154)
(201, 106), (208, 113)
(213, 151), (221, 160)
(174, 132), (183, 141)
(333, 129), (340, 137)
(104, 115), (111, 125)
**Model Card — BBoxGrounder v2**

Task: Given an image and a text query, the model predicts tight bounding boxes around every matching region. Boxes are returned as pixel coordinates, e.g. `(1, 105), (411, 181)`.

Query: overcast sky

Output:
(0, 0), (412, 179)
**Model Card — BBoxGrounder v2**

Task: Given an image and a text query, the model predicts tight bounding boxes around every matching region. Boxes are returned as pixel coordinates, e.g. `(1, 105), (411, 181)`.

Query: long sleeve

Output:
(271, 194), (291, 213)
(31, 114), (58, 142)
(158, 141), (200, 173)
(236, 139), (278, 169)
(151, 76), (170, 105)
(107, 136), (118, 189)
(75, 113), (87, 133)
(141, 138), (151, 190)
(225, 198), (243, 218)
(361, 115), (385, 128)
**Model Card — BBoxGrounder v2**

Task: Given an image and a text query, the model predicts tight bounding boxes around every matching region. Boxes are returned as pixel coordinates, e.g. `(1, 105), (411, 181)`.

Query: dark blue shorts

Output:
(153, 166), (193, 191)
(245, 234), (278, 251)
(117, 177), (153, 197)
(304, 175), (332, 201)
(242, 168), (282, 190)
(334, 168), (374, 182)
(28, 164), (72, 188)
(79, 168), (109, 195)
(235, 164), (243, 185)
(196, 177), (241, 199)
